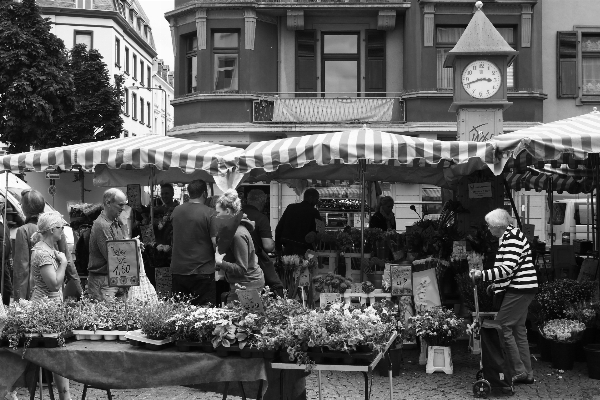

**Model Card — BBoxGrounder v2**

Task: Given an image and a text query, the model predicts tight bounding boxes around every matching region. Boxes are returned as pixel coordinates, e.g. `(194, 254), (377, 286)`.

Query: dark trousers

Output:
(172, 273), (216, 306)
(2, 262), (12, 306)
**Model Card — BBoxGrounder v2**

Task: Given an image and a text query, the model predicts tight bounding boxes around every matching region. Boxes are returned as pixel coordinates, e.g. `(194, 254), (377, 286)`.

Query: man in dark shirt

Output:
(275, 188), (322, 256)
(242, 189), (284, 295)
(170, 180), (217, 306)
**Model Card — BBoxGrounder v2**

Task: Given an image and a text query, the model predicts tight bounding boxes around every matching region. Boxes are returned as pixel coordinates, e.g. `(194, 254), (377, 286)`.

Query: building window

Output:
(74, 31), (93, 49)
(115, 38), (121, 67)
(582, 34), (600, 96)
(212, 31), (239, 91)
(124, 88), (129, 115)
(132, 92), (137, 120)
(186, 35), (198, 94)
(147, 102), (151, 126)
(140, 61), (145, 86)
(321, 32), (359, 97)
(125, 47), (130, 74)
(144, 25), (148, 39)
(140, 96), (144, 124)
(137, 19), (142, 33)
(129, 9), (134, 24)
(133, 54), (137, 80)
(154, 117), (158, 134)
(147, 66), (151, 87)
(437, 26), (515, 90)
(76, 0), (92, 9)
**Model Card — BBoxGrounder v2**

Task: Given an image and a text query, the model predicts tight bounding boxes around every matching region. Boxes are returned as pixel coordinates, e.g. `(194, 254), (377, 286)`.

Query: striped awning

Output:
(504, 169), (594, 194)
(491, 110), (600, 174)
(0, 136), (242, 175)
(238, 128), (495, 184)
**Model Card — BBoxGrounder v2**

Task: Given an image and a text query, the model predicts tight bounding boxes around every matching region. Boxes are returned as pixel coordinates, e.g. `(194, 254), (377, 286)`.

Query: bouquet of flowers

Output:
(313, 273), (353, 294)
(406, 307), (465, 347)
(279, 255), (317, 300)
(361, 256), (386, 274)
(540, 319), (586, 343)
(362, 281), (375, 294)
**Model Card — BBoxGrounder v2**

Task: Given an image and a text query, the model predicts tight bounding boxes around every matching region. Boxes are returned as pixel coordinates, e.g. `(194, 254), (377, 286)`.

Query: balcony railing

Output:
(253, 96), (405, 123)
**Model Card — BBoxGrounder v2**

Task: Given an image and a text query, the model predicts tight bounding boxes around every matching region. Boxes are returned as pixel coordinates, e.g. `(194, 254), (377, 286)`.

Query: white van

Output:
(0, 172), (74, 252)
(547, 198), (595, 246)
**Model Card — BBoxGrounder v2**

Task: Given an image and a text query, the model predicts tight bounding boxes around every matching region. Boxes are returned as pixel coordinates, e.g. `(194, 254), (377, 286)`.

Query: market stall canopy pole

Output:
(0, 172), (7, 304)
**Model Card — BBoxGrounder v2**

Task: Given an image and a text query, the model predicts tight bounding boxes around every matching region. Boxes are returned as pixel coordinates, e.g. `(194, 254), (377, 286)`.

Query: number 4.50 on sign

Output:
(107, 240), (140, 287)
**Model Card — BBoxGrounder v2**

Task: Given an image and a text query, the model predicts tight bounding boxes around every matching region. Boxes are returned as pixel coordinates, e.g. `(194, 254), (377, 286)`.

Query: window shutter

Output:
(296, 30), (317, 97)
(365, 30), (386, 96)
(557, 31), (578, 98)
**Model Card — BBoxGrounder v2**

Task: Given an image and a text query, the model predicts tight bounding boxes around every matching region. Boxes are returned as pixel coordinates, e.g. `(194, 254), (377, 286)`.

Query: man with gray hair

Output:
(242, 189), (284, 295)
(87, 188), (128, 301)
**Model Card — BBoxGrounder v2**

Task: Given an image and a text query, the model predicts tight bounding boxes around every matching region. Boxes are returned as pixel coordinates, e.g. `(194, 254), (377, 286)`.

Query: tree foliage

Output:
(48, 44), (124, 147)
(0, 0), (75, 153)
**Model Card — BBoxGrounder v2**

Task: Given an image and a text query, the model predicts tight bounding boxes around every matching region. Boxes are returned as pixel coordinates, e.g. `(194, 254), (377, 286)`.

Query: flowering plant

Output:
(362, 281), (375, 294)
(279, 255), (317, 299)
(361, 256), (386, 274)
(535, 279), (596, 321)
(541, 319), (586, 343)
(406, 307), (465, 346)
(565, 302), (599, 327)
(137, 297), (192, 340)
(313, 273), (352, 293)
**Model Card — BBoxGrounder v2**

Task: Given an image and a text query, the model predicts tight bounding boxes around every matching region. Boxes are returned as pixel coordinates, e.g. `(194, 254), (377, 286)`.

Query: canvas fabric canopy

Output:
(239, 128), (496, 188)
(0, 136), (242, 176)
(504, 170), (593, 194)
(491, 110), (600, 174)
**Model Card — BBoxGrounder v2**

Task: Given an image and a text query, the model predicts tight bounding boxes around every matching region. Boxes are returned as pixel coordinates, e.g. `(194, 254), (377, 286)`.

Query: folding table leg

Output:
(256, 379), (264, 400)
(222, 382), (229, 400)
(44, 370), (55, 400)
(38, 368), (43, 400)
(238, 382), (247, 400)
(279, 371), (284, 400)
(362, 372), (369, 400)
(388, 369), (393, 400)
(317, 371), (322, 400)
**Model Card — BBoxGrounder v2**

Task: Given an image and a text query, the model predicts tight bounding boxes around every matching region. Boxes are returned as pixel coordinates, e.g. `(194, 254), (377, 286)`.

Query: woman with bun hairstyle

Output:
(214, 189), (265, 302)
(29, 212), (72, 400)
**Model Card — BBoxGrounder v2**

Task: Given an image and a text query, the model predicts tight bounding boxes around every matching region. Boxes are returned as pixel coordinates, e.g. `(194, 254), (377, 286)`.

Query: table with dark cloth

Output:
(0, 341), (306, 400)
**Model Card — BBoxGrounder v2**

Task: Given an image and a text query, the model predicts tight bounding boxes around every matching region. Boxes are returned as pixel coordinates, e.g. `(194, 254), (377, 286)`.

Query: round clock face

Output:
(461, 60), (502, 99)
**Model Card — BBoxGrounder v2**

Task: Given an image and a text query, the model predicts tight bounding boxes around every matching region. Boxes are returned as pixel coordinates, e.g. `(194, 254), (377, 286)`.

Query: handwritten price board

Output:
(126, 184), (142, 209)
(387, 263), (412, 296)
(107, 240), (140, 287)
(319, 293), (342, 308)
(237, 289), (265, 313)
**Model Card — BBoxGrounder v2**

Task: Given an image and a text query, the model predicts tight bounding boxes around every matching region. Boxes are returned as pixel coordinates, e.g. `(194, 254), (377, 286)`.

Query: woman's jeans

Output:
(495, 291), (536, 378)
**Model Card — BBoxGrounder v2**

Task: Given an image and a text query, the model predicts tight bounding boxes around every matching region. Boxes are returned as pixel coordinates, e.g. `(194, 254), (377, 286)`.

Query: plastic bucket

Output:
(551, 341), (576, 370)
(584, 344), (600, 380)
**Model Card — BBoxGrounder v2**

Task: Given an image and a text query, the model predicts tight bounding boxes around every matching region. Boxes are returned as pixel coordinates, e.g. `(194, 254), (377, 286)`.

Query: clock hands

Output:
(465, 77), (493, 85)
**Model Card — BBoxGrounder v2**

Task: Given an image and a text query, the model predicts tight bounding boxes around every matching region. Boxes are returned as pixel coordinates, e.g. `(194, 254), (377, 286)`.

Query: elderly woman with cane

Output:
(470, 208), (538, 386)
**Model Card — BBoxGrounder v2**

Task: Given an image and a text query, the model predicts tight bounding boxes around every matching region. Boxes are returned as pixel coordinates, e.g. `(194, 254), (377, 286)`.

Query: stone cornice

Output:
(40, 7), (157, 57)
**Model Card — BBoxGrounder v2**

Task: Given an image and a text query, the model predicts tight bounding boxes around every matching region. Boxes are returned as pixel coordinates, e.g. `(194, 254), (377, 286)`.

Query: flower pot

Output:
(216, 346), (228, 357)
(103, 335), (118, 341)
(577, 327), (596, 362)
(263, 349), (276, 360)
(119, 335), (127, 341)
(308, 346), (325, 364)
(356, 344), (372, 353)
(537, 335), (552, 362)
(366, 272), (384, 289)
(23, 333), (40, 338)
(200, 342), (215, 353)
(278, 349), (293, 363)
(426, 346), (453, 374)
(584, 344), (600, 380)
(551, 341), (577, 370)
(41, 333), (59, 338)
(240, 349), (252, 358)
(88, 334), (103, 341)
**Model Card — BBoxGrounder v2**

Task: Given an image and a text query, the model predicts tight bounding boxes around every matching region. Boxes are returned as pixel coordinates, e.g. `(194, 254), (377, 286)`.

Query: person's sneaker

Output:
(512, 372), (535, 384)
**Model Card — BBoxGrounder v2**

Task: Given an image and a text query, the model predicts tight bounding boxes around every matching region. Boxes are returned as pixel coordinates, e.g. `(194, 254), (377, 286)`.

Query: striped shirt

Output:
(482, 225), (538, 294)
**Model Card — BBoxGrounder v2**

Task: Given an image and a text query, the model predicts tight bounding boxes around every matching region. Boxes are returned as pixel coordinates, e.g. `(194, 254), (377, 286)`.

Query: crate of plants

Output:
(0, 298), (77, 350)
(72, 298), (138, 341)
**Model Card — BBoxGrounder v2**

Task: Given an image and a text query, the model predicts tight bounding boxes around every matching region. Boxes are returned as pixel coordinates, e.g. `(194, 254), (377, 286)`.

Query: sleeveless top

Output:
(30, 242), (62, 302)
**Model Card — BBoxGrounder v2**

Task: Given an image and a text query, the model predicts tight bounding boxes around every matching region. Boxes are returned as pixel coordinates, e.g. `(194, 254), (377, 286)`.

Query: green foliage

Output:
(47, 44), (124, 147)
(534, 279), (597, 322)
(0, 0), (75, 152)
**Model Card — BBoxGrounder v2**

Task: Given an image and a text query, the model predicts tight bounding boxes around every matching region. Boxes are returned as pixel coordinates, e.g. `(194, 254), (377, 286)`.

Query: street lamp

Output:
(127, 84), (168, 136)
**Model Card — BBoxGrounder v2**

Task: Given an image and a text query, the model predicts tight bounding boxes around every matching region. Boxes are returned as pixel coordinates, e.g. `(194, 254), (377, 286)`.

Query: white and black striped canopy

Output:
(0, 136), (242, 175)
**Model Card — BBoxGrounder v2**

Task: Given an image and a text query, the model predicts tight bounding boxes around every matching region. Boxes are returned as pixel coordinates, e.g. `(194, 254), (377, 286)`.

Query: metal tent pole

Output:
(503, 178), (522, 230)
(549, 177), (554, 274)
(150, 166), (155, 228)
(1, 171), (8, 305)
(360, 160), (366, 282)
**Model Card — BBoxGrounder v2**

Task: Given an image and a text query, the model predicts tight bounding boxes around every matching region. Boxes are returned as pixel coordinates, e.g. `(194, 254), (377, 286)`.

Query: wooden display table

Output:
(271, 333), (397, 400)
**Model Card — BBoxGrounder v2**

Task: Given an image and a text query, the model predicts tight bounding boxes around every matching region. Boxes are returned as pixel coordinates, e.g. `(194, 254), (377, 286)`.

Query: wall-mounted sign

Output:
(468, 182), (492, 199)
(107, 239), (140, 287)
(45, 172), (60, 180)
(319, 293), (342, 308)
(126, 184), (142, 210)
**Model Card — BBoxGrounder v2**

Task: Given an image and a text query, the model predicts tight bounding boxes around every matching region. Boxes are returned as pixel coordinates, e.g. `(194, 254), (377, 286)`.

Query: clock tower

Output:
(444, 1), (519, 234)
(444, 1), (518, 142)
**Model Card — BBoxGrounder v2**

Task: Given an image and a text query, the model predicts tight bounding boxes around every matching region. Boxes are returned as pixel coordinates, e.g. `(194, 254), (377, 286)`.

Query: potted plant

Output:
(541, 318), (586, 370)
(407, 307), (465, 374)
(279, 255), (317, 301)
(360, 257), (386, 289)
(313, 273), (353, 294)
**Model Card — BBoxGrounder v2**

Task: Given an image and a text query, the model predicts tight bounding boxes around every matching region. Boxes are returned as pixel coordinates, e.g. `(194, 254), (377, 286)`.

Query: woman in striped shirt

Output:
(471, 208), (538, 386)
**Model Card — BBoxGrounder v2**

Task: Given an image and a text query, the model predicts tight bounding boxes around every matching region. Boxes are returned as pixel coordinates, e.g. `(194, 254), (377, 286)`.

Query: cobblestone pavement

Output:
(13, 341), (600, 400)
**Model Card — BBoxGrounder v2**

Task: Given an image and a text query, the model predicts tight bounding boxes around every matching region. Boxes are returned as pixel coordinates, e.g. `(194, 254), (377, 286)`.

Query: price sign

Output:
(319, 293), (342, 308)
(107, 240), (140, 287)
(388, 264), (412, 296)
(126, 184), (142, 209)
(468, 182), (492, 199)
(237, 289), (265, 313)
